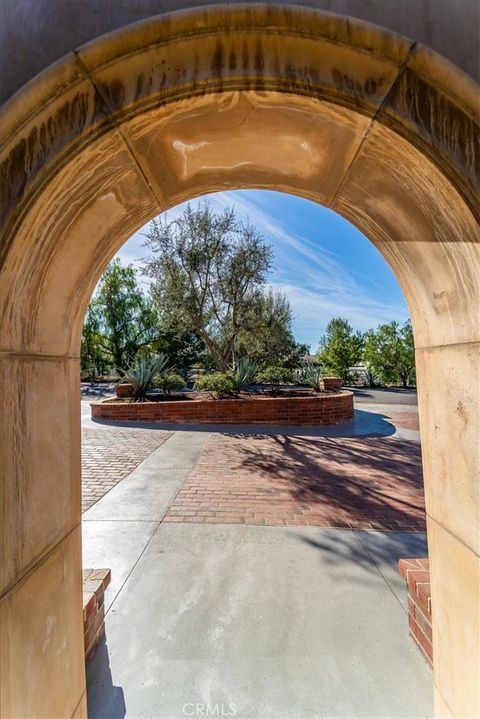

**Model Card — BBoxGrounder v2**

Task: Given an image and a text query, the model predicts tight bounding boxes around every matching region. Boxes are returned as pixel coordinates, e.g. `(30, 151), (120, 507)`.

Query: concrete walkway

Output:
(83, 411), (432, 718)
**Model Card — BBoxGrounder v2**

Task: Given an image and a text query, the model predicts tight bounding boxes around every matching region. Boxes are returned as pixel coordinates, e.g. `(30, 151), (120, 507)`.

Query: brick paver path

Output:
(382, 410), (420, 431)
(163, 433), (426, 531)
(82, 428), (172, 511)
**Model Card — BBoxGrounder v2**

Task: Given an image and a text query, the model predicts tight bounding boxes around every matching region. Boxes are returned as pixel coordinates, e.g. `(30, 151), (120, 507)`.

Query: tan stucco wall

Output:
(0, 5), (478, 719)
(0, 0), (479, 106)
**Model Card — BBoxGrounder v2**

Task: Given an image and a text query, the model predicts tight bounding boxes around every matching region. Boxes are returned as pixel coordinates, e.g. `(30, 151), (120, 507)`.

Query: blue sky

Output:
(114, 190), (409, 351)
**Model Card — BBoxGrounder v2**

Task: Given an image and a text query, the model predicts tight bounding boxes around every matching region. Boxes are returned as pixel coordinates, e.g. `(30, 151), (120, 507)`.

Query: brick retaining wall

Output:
(399, 558), (432, 667)
(92, 391), (354, 426)
(83, 568), (111, 662)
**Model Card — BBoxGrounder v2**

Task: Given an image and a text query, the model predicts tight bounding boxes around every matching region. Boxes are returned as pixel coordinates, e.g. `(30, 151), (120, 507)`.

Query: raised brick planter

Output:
(91, 391), (354, 426)
(399, 558), (432, 667)
(83, 568), (111, 662)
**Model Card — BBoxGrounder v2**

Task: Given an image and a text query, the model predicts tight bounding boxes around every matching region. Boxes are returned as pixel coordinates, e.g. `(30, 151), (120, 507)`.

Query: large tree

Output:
(363, 320), (415, 387)
(318, 318), (363, 382)
(143, 201), (274, 371)
(82, 260), (158, 372)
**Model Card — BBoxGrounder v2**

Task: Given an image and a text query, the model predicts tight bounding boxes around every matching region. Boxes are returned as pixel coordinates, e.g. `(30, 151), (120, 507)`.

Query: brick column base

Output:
(83, 568), (111, 662)
(399, 558), (432, 667)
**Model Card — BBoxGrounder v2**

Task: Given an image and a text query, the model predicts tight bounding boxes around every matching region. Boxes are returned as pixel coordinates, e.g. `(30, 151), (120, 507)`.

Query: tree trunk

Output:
(220, 334), (237, 371)
(199, 330), (227, 372)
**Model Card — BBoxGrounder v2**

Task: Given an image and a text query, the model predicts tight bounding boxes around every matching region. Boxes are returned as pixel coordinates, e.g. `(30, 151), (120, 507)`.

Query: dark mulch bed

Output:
(104, 388), (336, 404)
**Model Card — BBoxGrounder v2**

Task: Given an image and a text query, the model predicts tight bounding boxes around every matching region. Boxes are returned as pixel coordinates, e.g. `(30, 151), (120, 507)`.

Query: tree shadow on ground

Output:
(91, 408), (399, 439)
(296, 527), (427, 574)
(214, 431), (425, 530)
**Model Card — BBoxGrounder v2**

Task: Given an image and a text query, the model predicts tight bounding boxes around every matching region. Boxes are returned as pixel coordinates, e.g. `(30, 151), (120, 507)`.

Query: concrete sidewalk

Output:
(86, 523), (431, 719)
(83, 427), (432, 719)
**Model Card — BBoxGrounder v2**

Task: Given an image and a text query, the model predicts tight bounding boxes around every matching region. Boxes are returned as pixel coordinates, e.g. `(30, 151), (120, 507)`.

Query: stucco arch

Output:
(0, 6), (478, 718)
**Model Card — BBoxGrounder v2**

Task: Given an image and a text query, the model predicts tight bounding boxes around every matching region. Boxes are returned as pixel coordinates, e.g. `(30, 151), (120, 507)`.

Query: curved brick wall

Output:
(91, 391), (354, 426)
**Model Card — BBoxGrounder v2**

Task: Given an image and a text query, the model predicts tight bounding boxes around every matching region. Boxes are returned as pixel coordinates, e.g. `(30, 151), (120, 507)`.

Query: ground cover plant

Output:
(194, 372), (237, 398)
(156, 374), (187, 395)
(256, 366), (294, 395)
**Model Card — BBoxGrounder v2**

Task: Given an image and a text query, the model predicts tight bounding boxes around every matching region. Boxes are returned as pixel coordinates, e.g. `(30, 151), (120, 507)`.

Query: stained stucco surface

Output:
(0, 0), (479, 106)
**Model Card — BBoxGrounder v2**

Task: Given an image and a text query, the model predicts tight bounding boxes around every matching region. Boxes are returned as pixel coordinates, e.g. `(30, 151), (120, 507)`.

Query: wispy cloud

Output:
(114, 190), (408, 347)
(194, 191), (388, 295)
(269, 282), (407, 349)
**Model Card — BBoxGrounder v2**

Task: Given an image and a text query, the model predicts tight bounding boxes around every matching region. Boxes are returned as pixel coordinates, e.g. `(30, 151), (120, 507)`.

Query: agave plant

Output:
(117, 354), (170, 399)
(230, 357), (258, 391)
(299, 362), (324, 392)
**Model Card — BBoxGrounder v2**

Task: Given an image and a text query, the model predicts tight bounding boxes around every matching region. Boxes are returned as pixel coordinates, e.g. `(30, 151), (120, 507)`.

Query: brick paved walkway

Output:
(382, 410), (420, 431)
(82, 428), (172, 511)
(163, 433), (426, 531)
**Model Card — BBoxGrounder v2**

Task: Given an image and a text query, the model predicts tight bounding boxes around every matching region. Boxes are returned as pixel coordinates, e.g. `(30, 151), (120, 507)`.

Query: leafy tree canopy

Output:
(82, 260), (158, 373)
(143, 201), (275, 371)
(234, 289), (309, 368)
(152, 324), (206, 378)
(362, 320), (415, 388)
(318, 317), (363, 382)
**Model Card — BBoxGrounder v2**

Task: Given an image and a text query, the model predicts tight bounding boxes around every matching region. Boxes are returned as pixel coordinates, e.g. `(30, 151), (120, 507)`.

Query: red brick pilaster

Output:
(399, 558), (432, 667)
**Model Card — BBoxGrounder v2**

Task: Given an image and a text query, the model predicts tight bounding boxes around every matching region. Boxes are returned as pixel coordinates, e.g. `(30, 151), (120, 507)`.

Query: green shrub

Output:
(231, 358), (258, 391)
(157, 373), (187, 395)
(118, 354), (170, 399)
(194, 372), (236, 398)
(257, 366), (293, 393)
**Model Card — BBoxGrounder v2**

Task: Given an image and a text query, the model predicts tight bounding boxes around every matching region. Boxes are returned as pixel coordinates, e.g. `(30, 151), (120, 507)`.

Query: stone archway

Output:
(0, 6), (478, 718)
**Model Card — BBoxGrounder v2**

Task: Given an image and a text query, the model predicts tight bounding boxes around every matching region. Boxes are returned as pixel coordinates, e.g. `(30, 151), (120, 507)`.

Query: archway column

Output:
(416, 344), (479, 718)
(0, 354), (86, 718)
(0, 124), (160, 717)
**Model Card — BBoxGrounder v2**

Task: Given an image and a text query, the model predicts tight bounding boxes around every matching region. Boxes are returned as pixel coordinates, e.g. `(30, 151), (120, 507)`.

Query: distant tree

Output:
(318, 318), (363, 382)
(143, 201), (273, 372)
(234, 289), (309, 368)
(152, 324), (206, 378)
(362, 320), (415, 387)
(398, 320), (416, 387)
(81, 308), (110, 377)
(82, 260), (158, 372)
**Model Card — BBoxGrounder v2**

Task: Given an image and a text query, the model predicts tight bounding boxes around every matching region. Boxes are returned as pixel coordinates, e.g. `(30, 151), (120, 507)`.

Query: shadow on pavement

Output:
(221, 431), (425, 530)
(81, 382), (115, 398)
(346, 386), (418, 404)
(297, 528), (427, 572)
(87, 635), (126, 719)
(89, 408), (397, 438)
